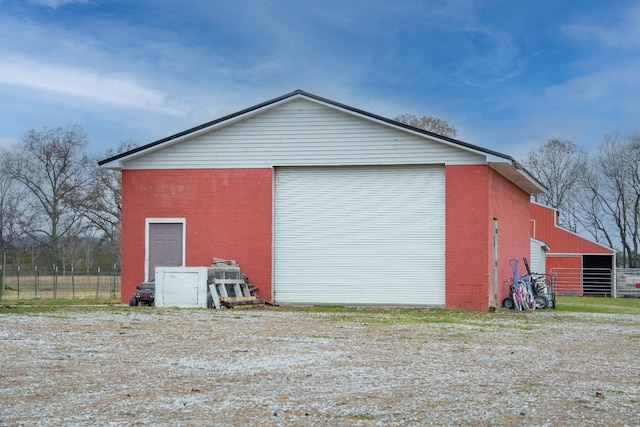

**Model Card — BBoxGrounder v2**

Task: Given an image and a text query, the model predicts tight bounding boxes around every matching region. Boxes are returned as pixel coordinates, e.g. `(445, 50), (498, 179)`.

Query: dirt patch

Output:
(1, 307), (639, 426)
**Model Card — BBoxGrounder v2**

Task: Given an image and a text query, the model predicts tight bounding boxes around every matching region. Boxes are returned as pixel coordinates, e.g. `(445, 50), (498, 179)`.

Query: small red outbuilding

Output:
(100, 90), (546, 311)
(530, 202), (616, 295)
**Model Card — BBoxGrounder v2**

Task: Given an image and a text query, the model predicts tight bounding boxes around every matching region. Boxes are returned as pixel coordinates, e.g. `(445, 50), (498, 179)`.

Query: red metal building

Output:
(100, 90), (545, 311)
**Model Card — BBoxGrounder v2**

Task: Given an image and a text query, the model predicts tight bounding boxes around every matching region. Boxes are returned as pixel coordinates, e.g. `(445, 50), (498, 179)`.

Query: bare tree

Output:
(80, 140), (137, 266)
(523, 139), (587, 232)
(2, 126), (93, 263)
(80, 230), (106, 271)
(83, 140), (136, 241)
(394, 114), (458, 138)
(578, 161), (616, 249)
(60, 223), (85, 273)
(0, 152), (31, 299)
(0, 151), (28, 253)
(581, 133), (640, 266)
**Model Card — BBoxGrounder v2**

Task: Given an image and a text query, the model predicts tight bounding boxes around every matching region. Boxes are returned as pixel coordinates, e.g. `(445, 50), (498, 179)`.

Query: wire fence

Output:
(616, 268), (640, 298)
(0, 266), (121, 301)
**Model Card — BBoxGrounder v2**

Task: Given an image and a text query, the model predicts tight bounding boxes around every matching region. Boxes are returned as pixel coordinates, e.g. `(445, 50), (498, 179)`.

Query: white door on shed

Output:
(529, 238), (548, 275)
(273, 165), (445, 305)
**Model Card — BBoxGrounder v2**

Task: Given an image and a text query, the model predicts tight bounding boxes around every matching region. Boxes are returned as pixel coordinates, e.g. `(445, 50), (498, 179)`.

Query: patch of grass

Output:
(1, 297), (120, 306)
(4, 296), (640, 321)
(349, 414), (376, 421)
(555, 296), (640, 315)
(285, 302), (640, 328)
(397, 335), (417, 340)
(0, 298), (124, 315)
(520, 380), (541, 389)
(293, 305), (493, 325)
(313, 305), (353, 310)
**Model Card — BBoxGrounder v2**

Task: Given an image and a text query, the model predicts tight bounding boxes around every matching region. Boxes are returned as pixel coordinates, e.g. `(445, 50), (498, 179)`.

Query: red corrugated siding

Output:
(530, 203), (613, 254)
(120, 168), (273, 304)
(446, 165), (531, 311)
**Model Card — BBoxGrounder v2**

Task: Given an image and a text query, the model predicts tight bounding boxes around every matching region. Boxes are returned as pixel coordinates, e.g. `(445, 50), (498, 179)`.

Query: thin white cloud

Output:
(27, 0), (92, 9)
(564, 4), (640, 48)
(546, 65), (640, 106)
(0, 56), (184, 115)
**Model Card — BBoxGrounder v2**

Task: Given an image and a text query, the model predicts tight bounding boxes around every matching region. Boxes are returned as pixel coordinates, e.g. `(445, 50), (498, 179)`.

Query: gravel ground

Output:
(0, 306), (639, 426)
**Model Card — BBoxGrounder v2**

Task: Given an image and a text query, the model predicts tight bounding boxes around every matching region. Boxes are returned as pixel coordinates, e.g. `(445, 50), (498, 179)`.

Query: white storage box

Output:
(154, 266), (209, 308)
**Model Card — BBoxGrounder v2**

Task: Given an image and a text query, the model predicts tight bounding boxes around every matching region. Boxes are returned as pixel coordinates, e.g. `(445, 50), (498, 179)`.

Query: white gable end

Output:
(123, 99), (485, 170)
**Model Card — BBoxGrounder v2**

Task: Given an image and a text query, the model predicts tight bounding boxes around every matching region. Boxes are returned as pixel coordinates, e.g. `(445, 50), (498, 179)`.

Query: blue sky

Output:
(0, 0), (638, 160)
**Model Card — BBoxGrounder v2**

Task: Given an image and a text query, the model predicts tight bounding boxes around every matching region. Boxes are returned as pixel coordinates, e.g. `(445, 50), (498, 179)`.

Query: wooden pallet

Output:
(210, 278), (263, 308)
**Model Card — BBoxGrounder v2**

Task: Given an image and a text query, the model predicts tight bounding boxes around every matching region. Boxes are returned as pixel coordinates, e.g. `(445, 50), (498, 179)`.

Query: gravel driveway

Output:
(1, 306), (638, 426)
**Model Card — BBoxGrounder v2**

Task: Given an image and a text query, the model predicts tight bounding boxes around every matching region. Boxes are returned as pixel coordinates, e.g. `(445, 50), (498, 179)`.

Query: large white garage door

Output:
(273, 165), (445, 305)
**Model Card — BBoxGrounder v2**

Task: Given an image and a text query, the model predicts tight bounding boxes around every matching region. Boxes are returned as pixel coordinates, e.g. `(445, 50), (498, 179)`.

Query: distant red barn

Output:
(530, 202), (615, 295)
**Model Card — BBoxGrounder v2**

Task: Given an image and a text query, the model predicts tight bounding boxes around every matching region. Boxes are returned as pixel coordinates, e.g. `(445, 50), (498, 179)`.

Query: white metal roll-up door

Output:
(273, 165), (445, 305)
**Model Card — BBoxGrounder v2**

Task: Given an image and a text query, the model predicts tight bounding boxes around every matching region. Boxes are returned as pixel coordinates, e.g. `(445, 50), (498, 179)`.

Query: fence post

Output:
(54, 265), (58, 300)
(34, 266), (37, 299)
(72, 266), (75, 300)
(95, 267), (101, 299)
(111, 264), (116, 299)
(0, 250), (4, 301)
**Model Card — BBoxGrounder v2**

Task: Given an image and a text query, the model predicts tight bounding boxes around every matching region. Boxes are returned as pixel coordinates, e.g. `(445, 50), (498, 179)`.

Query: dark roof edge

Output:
(98, 89), (304, 166)
(99, 89), (515, 166)
(515, 162), (547, 193)
(299, 90), (513, 161)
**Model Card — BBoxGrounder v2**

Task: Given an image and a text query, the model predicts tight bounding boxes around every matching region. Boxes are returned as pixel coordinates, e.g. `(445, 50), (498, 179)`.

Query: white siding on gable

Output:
(124, 99), (486, 169)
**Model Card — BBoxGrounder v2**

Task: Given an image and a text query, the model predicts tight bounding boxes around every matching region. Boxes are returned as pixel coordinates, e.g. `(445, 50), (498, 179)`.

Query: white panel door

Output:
(274, 165), (445, 305)
(530, 239), (547, 274)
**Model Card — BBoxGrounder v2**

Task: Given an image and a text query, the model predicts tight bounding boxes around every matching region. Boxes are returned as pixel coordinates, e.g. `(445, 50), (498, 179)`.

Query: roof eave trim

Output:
(293, 91), (514, 161)
(98, 89), (518, 167)
(488, 161), (547, 194)
(98, 89), (309, 167)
